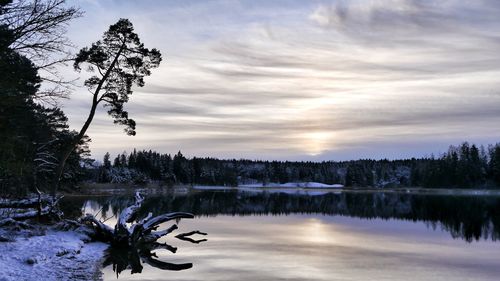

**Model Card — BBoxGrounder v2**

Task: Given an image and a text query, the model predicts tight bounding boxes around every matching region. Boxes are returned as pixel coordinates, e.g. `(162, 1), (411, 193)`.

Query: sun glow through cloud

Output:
(304, 132), (335, 156)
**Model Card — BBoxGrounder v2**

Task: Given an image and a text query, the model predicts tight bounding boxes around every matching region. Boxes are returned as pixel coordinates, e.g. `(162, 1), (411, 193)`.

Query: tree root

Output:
(82, 192), (207, 276)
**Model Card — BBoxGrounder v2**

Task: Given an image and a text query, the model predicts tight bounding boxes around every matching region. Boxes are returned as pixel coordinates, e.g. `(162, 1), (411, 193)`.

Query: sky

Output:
(62, 0), (500, 161)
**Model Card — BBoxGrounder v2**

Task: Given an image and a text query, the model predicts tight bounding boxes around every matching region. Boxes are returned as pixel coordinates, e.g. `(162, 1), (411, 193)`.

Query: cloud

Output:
(62, 0), (500, 161)
(309, 1), (500, 33)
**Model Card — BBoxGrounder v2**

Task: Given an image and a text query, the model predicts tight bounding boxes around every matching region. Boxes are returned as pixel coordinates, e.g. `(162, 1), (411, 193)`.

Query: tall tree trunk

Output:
(51, 97), (98, 196)
(51, 42), (125, 196)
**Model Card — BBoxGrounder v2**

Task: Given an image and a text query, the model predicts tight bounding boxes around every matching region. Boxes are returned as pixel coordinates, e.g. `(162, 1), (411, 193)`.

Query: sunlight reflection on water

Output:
(101, 214), (500, 281)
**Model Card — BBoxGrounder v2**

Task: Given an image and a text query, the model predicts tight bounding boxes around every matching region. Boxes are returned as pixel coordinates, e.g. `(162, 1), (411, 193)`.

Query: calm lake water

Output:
(61, 189), (500, 281)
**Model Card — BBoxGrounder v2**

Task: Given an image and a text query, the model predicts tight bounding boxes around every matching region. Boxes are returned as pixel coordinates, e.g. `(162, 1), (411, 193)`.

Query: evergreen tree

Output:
(1, 2), (88, 195)
(53, 18), (162, 195)
(173, 151), (189, 184)
(490, 145), (500, 186)
(103, 152), (111, 169)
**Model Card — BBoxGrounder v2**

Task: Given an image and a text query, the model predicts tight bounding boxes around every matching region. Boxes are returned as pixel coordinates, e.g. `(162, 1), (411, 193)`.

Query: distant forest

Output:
(90, 142), (500, 189)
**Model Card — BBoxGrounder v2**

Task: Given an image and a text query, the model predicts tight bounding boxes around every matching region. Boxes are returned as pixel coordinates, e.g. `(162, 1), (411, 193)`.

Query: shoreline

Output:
(72, 182), (500, 197)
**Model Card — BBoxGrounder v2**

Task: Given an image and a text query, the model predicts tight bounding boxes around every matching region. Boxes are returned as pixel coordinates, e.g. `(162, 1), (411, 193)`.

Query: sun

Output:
(303, 131), (333, 156)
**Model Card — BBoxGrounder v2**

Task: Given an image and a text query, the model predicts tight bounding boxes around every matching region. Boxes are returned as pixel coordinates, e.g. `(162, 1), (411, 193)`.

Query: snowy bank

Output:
(192, 185), (234, 190)
(0, 228), (107, 281)
(239, 182), (344, 189)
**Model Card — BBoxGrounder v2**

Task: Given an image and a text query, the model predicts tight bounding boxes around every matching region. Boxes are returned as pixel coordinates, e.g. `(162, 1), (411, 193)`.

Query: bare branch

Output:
(0, 0), (82, 100)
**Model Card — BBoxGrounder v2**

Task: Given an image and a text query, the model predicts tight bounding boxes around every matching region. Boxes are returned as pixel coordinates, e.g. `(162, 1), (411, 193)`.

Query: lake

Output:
(61, 189), (500, 281)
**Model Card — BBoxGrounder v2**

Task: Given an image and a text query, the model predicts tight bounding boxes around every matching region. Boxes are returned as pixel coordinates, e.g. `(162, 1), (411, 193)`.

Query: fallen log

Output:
(0, 196), (52, 209)
(0, 195), (64, 221)
(80, 214), (114, 243)
(0, 218), (34, 229)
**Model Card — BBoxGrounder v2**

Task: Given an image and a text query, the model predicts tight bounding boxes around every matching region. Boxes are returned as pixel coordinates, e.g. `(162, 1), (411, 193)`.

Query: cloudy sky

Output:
(62, 0), (500, 161)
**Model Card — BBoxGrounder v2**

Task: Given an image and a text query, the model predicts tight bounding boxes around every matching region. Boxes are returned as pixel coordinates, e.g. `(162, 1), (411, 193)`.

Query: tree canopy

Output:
(73, 18), (162, 136)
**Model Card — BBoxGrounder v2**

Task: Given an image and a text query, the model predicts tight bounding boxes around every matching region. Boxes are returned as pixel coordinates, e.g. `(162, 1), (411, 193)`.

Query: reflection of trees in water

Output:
(61, 191), (500, 242)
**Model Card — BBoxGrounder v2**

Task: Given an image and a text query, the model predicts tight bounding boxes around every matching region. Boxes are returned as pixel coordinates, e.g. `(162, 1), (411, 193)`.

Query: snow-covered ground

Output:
(0, 228), (107, 281)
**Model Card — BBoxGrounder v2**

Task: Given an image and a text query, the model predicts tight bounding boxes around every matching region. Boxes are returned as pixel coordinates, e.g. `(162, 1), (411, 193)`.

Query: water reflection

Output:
(58, 191), (500, 281)
(103, 242), (193, 277)
(61, 190), (500, 242)
(102, 227), (208, 277)
(78, 202), (209, 277)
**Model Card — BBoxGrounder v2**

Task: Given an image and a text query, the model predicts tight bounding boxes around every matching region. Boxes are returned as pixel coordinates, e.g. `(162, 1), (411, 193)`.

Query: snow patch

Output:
(0, 230), (107, 281)
(239, 182), (344, 189)
(192, 185), (234, 190)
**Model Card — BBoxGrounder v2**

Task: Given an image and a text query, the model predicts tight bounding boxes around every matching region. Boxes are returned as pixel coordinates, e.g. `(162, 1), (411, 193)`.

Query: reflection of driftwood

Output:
(151, 242), (177, 253)
(103, 242), (193, 276)
(175, 231), (208, 244)
(82, 192), (206, 276)
(143, 256), (192, 271)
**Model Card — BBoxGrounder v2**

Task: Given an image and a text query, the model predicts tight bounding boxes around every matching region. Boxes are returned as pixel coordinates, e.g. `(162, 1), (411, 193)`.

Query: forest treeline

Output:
(92, 142), (500, 188)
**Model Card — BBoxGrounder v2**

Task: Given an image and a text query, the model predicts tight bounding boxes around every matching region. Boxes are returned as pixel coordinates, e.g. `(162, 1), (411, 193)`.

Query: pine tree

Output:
(490, 145), (500, 186)
(52, 18), (162, 195)
(103, 152), (111, 169)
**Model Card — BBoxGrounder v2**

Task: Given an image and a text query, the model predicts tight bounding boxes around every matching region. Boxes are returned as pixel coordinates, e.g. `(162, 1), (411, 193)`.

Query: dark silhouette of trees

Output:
(1, 0), (87, 196)
(490, 144), (500, 186)
(0, 12), (41, 195)
(52, 18), (162, 195)
(420, 143), (489, 188)
(173, 151), (190, 184)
